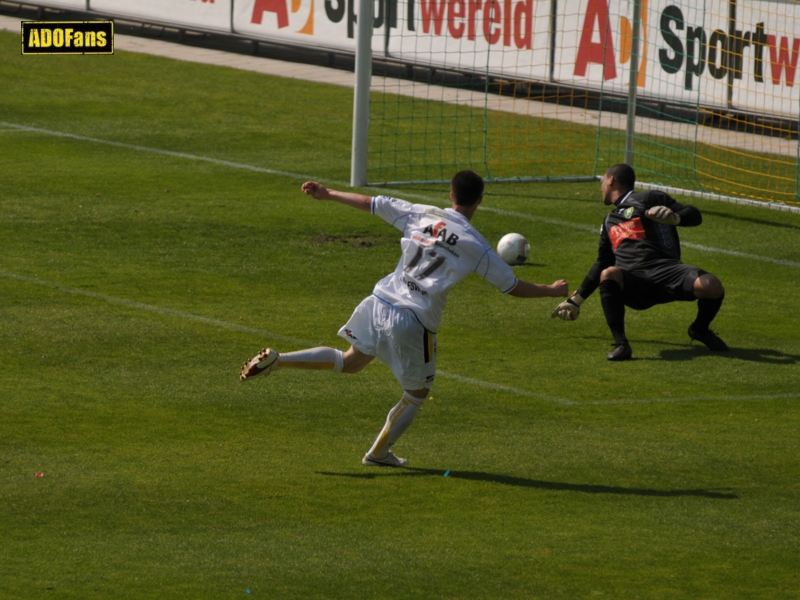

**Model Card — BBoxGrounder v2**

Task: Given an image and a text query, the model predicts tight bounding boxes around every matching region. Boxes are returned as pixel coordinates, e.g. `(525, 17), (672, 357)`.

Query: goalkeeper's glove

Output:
(551, 292), (585, 321)
(645, 205), (680, 225)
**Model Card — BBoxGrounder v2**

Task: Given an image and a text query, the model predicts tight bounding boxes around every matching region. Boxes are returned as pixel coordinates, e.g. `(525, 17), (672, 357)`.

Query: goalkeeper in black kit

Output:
(552, 163), (728, 361)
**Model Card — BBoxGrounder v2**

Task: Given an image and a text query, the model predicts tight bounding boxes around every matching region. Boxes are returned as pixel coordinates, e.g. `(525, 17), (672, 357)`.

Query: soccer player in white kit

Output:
(240, 170), (568, 467)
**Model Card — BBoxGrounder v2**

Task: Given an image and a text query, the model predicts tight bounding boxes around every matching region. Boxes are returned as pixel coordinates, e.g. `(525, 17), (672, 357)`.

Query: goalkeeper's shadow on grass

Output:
(316, 469), (738, 499)
(580, 336), (800, 365)
(656, 346), (800, 365)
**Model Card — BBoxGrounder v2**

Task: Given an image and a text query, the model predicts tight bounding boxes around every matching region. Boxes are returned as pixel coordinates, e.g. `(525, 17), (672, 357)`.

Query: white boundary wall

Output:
(23, 0), (800, 120)
(6, 10), (799, 212)
(89, 0), (234, 33)
(26, 0), (86, 8)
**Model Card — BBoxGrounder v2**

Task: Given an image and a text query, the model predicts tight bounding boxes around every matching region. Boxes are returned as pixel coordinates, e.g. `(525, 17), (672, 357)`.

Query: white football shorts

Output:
(338, 295), (437, 390)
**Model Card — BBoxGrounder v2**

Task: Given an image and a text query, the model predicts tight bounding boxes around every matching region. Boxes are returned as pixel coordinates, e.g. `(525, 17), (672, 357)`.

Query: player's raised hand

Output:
(301, 181), (330, 200)
(645, 205), (680, 225)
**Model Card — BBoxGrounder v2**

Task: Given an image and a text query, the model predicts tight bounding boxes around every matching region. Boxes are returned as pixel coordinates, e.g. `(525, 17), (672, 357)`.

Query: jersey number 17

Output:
(405, 246), (445, 280)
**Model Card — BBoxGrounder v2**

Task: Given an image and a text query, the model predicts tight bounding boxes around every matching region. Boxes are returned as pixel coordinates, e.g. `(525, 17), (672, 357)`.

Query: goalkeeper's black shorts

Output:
(621, 260), (707, 310)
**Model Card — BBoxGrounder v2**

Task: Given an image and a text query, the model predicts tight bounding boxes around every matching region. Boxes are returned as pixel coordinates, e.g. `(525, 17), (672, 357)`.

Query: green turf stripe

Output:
(0, 269), (571, 404)
(2, 120), (798, 272)
(0, 120), (323, 182)
(0, 269), (314, 346)
(3, 269), (792, 408)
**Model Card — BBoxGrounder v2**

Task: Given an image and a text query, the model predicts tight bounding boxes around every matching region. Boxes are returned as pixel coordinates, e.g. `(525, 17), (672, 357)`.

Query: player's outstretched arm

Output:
(508, 279), (568, 298)
(301, 182), (372, 212)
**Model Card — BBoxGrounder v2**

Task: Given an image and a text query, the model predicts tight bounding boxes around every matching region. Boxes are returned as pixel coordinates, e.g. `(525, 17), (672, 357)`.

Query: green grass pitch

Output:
(1, 31), (799, 598)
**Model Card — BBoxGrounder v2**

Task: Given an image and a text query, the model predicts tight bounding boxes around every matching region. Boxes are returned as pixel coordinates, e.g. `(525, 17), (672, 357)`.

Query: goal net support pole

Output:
(625, 0), (643, 167)
(350, 0), (373, 187)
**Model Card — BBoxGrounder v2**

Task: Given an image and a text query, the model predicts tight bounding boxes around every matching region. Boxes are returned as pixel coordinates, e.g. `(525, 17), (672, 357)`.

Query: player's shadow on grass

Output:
(316, 470), (738, 499)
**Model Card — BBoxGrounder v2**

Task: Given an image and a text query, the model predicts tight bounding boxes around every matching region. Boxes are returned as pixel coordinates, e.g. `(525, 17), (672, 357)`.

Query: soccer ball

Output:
(496, 233), (530, 265)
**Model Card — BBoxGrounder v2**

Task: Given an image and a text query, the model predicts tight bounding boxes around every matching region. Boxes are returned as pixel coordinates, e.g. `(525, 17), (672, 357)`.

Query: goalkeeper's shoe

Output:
(240, 348), (279, 380)
(362, 451), (408, 467)
(688, 326), (729, 351)
(607, 342), (632, 361)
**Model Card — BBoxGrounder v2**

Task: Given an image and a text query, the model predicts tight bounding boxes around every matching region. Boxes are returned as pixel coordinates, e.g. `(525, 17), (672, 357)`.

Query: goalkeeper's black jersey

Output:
(599, 189), (701, 270)
(577, 189), (702, 298)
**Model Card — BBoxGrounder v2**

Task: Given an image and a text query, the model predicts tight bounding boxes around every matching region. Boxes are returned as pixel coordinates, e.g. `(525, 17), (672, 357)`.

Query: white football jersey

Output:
(371, 195), (518, 331)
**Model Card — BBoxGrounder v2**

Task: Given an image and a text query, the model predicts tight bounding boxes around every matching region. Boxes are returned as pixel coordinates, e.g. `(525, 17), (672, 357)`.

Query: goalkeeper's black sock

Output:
(692, 293), (724, 333)
(600, 279), (627, 345)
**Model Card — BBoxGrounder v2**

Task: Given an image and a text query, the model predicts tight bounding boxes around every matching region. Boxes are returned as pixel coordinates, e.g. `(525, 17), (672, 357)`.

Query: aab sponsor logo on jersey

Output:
(421, 221), (459, 246)
(21, 21), (113, 55)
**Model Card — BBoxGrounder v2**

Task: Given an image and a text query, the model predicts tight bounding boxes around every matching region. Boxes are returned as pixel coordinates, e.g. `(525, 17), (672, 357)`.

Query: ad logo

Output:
(22, 21), (113, 55)
(252, 0), (315, 34)
(573, 0), (800, 91)
(574, 0), (647, 84)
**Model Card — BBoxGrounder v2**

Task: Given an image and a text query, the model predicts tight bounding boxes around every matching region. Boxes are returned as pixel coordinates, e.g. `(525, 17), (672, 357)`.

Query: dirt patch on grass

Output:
(312, 234), (391, 248)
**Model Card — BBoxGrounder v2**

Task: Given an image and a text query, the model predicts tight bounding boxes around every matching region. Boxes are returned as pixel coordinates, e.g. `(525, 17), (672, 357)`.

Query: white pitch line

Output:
(2, 119), (797, 271)
(435, 372), (576, 405)
(406, 195), (800, 269)
(471, 205), (598, 233)
(2, 124), (798, 404)
(0, 269), (573, 403)
(681, 242), (800, 269)
(0, 120), (324, 183)
(472, 206), (800, 268)
(581, 393), (800, 406)
(0, 270), (313, 346)
(2, 270), (793, 407)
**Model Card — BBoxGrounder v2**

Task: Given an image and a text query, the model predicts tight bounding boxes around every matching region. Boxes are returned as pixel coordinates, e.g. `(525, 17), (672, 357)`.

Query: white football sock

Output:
(367, 393), (425, 459)
(276, 347), (344, 372)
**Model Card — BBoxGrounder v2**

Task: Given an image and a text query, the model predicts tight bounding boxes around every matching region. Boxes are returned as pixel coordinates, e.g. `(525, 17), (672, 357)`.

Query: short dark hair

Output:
(450, 169), (484, 207)
(606, 164), (636, 191)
